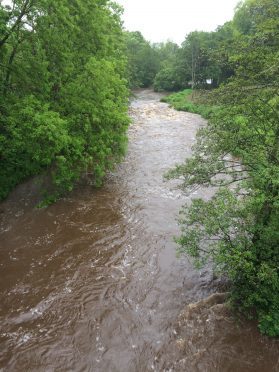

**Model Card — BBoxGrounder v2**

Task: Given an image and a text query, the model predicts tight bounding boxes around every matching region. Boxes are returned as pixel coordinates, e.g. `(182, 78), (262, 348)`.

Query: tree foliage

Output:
(167, 0), (279, 336)
(124, 32), (183, 90)
(153, 41), (182, 92)
(124, 31), (160, 88)
(0, 0), (129, 201)
(153, 24), (236, 91)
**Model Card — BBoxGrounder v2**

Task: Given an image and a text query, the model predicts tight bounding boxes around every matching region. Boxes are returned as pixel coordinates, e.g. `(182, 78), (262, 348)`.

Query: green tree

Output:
(0, 0), (129, 201)
(125, 31), (160, 88)
(153, 41), (183, 92)
(167, 0), (279, 336)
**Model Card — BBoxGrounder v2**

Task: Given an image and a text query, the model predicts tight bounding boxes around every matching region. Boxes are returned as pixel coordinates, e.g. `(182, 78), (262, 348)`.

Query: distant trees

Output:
(125, 24), (238, 92)
(0, 0), (129, 202)
(153, 24), (236, 91)
(154, 30), (235, 91)
(153, 41), (183, 92)
(125, 32), (182, 90)
(125, 31), (160, 88)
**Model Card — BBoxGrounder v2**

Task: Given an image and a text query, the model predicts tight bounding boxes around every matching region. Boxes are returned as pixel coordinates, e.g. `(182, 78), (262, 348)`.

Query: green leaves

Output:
(125, 31), (161, 88)
(162, 89), (215, 118)
(0, 0), (129, 201)
(167, 0), (279, 336)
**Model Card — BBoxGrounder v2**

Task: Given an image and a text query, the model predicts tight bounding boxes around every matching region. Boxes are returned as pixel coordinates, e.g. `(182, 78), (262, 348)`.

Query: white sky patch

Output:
(1, 0), (11, 6)
(117, 0), (241, 44)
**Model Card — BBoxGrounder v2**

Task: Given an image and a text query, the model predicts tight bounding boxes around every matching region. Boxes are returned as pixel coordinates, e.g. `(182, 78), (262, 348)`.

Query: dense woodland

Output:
(0, 0), (278, 336)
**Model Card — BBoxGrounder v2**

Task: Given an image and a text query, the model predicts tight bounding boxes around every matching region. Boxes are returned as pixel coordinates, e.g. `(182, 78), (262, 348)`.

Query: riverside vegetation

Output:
(1, 0), (278, 337)
(0, 0), (130, 203)
(163, 0), (279, 337)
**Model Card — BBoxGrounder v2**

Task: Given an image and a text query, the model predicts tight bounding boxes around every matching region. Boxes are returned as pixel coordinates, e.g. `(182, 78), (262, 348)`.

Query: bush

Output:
(154, 67), (182, 92)
(161, 89), (216, 119)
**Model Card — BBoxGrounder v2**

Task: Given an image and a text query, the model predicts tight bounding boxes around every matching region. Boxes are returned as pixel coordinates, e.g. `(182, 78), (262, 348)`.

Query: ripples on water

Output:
(0, 90), (278, 371)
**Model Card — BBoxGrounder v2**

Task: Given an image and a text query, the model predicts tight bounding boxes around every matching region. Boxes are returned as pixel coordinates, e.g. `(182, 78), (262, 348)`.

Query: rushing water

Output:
(0, 90), (278, 371)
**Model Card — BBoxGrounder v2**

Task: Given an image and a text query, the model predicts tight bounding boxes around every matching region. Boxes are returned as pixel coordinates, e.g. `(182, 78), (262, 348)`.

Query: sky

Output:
(117, 0), (241, 45)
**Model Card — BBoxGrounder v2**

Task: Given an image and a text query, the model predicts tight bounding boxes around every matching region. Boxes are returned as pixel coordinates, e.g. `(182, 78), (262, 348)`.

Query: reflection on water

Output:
(0, 90), (278, 371)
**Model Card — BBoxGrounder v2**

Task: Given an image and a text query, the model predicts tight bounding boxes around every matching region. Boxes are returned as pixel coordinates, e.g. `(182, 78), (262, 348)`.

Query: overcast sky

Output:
(117, 0), (241, 45)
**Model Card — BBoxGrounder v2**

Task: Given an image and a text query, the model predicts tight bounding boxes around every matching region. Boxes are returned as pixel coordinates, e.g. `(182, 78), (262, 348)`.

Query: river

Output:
(0, 90), (278, 371)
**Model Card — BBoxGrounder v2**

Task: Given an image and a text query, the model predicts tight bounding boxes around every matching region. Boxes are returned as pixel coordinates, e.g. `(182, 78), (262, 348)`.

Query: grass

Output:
(161, 89), (217, 119)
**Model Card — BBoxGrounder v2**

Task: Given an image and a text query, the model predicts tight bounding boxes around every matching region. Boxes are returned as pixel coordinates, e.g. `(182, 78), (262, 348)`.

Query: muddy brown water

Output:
(0, 90), (278, 371)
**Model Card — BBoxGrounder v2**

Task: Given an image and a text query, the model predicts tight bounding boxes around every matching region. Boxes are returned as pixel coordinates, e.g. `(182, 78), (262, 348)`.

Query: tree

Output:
(153, 41), (183, 91)
(125, 31), (160, 88)
(167, 0), (279, 336)
(0, 0), (129, 201)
